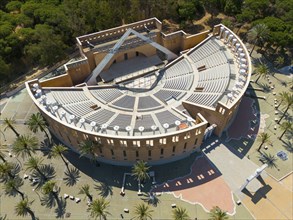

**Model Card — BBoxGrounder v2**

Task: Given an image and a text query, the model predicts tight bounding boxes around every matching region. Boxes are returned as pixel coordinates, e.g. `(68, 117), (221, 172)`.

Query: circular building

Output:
(26, 18), (251, 165)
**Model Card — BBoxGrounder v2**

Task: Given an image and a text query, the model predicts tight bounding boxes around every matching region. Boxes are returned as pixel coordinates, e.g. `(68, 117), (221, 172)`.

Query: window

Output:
(136, 151), (139, 157)
(146, 140), (153, 147)
(194, 138), (198, 145)
(148, 150), (151, 157)
(184, 143), (187, 149)
(172, 136), (179, 142)
(159, 138), (166, 145)
(123, 150), (126, 157)
(184, 132), (190, 139)
(133, 141), (140, 147)
(111, 149), (114, 156)
(172, 146), (176, 153)
(161, 148), (164, 155)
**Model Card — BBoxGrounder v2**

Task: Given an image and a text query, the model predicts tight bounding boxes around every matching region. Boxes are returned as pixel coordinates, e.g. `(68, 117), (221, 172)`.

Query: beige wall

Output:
(41, 108), (206, 165)
(183, 99), (241, 136)
(40, 74), (73, 87)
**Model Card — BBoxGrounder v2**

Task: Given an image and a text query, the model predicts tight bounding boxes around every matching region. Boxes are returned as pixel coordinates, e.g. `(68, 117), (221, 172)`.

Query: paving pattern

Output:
(151, 156), (235, 214)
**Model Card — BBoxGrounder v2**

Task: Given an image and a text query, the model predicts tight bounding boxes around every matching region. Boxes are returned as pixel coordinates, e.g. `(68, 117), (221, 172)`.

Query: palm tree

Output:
(258, 152), (278, 168)
(41, 181), (60, 207)
(247, 23), (269, 55)
(278, 92), (293, 124)
(51, 144), (69, 169)
(0, 162), (15, 181)
(3, 118), (20, 137)
(257, 132), (270, 152)
(274, 56), (284, 68)
(133, 203), (153, 220)
(79, 184), (93, 203)
(79, 140), (98, 163)
(25, 156), (47, 181)
(132, 160), (150, 183)
(27, 113), (49, 141)
(3, 176), (25, 200)
(172, 207), (189, 220)
(254, 63), (270, 84)
(209, 206), (229, 220)
(15, 199), (37, 220)
(12, 135), (38, 158)
(87, 197), (110, 220)
(279, 121), (293, 140)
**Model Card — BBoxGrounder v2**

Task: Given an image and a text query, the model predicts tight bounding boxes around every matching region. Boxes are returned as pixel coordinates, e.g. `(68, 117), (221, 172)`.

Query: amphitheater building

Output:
(26, 18), (251, 165)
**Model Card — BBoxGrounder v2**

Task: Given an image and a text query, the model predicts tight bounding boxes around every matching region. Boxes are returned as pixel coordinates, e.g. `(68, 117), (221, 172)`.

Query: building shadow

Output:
(151, 153), (222, 193)
(223, 91), (261, 158)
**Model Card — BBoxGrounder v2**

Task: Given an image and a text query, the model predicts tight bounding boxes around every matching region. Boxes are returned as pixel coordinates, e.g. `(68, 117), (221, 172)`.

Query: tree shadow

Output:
(63, 167), (80, 186)
(182, 24), (205, 34)
(206, 17), (222, 27)
(39, 140), (52, 157)
(141, 192), (160, 207)
(257, 82), (271, 93)
(54, 198), (66, 218)
(281, 140), (293, 153)
(41, 193), (56, 209)
(94, 181), (113, 198)
(31, 164), (56, 189)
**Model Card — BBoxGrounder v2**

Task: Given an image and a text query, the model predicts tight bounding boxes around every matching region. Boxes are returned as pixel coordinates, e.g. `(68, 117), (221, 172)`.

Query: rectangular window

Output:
(123, 150), (126, 157)
(184, 142), (187, 149)
(161, 148), (164, 155)
(159, 138), (166, 145)
(172, 136), (179, 142)
(172, 146), (176, 153)
(136, 151), (139, 157)
(146, 140), (153, 147)
(111, 149), (114, 156)
(194, 138), (198, 145)
(148, 150), (151, 157)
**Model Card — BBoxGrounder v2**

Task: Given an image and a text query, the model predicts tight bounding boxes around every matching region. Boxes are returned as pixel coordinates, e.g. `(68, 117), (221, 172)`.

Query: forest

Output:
(0, 0), (292, 85)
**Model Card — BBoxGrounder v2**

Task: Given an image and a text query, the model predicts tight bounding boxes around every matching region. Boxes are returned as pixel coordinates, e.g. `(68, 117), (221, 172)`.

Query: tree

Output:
(278, 92), (293, 124)
(79, 140), (98, 163)
(247, 24), (269, 55)
(172, 207), (190, 220)
(41, 180), (60, 208)
(133, 203), (153, 220)
(209, 206), (229, 220)
(51, 144), (69, 169)
(25, 156), (47, 181)
(257, 132), (270, 152)
(0, 161), (16, 181)
(12, 135), (38, 158)
(3, 176), (25, 200)
(79, 184), (93, 203)
(258, 152), (278, 168)
(87, 197), (110, 220)
(132, 160), (150, 183)
(15, 199), (37, 220)
(27, 113), (49, 141)
(254, 63), (270, 84)
(3, 118), (19, 137)
(274, 56), (284, 68)
(279, 121), (293, 140)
